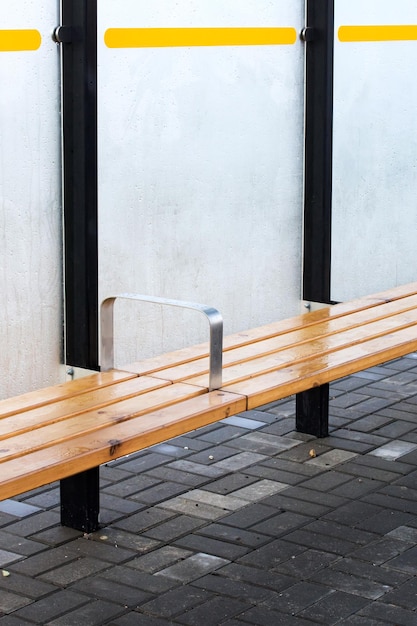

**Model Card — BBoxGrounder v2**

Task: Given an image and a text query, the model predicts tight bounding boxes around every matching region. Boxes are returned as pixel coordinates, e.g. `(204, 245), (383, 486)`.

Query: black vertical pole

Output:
(296, 0), (334, 437)
(58, 0), (100, 530)
(61, 0), (99, 371)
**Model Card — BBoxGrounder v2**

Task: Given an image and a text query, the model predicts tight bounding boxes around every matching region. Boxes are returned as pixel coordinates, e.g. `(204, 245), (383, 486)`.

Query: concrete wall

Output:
(331, 0), (417, 301)
(0, 0), (62, 399)
(97, 0), (305, 366)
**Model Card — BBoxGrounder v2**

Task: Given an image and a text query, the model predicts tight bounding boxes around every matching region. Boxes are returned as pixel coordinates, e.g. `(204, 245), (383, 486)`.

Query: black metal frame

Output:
(296, 0), (335, 437)
(60, 0), (100, 531)
(62, 0), (99, 371)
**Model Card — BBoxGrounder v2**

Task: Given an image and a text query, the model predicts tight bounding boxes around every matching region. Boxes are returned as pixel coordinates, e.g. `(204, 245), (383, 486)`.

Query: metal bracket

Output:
(100, 294), (223, 391)
(300, 27), (315, 43)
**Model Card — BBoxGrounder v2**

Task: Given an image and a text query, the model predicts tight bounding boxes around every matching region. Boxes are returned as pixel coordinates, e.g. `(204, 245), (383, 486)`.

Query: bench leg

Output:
(60, 467), (100, 532)
(296, 384), (329, 438)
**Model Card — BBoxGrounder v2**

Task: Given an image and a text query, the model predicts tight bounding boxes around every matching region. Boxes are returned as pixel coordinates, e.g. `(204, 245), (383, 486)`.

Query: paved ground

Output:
(0, 357), (416, 625)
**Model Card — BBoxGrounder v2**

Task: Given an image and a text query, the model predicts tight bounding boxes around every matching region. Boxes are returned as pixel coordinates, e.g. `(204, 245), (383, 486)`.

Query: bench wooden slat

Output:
(137, 296), (417, 386)
(222, 325), (417, 408)
(0, 382), (207, 463)
(0, 390), (246, 500)
(0, 371), (137, 418)
(122, 282), (417, 376)
(0, 376), (173, 440)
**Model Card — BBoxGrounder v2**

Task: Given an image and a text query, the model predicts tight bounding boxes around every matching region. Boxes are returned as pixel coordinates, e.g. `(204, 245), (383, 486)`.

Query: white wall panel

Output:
(331, 0), (417, 302)
(98, 0), (304, 365)
(0, 1), (62, 399)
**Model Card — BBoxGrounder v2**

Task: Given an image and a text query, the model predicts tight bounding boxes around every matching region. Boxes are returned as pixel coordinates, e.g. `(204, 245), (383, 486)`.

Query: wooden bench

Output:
(1, 282), (417, 532)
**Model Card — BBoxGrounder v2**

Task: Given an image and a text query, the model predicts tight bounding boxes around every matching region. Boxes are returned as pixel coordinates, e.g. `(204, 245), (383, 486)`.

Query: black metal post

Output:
(297, 0), (334, 436)
(60, 467), (100, 532)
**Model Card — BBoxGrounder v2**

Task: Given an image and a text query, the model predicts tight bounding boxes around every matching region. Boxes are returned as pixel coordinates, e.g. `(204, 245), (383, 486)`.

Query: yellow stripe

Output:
(339, 25), (417, 42)
(0, 29), (41, 52)
(104, 27), (297, 48)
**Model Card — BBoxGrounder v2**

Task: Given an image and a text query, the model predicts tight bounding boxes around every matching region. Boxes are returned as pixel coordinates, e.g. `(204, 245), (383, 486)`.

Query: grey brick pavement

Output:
(0, 356), (416, 624)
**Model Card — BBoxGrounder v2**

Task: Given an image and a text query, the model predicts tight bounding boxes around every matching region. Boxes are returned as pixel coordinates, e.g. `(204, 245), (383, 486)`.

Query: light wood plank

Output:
(0, 391), (246, 500)
(0, 383), (207, 463)
(222, 325), (417, 408)
(0, 371), (137, 419)
(0, 376), (172, 440)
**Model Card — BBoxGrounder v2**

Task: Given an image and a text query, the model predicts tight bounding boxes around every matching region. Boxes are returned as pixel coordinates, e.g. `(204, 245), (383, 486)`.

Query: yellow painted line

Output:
(339, 25), (417, 42)
(104, 27), (297, 48)
(0, 29), (41, 52)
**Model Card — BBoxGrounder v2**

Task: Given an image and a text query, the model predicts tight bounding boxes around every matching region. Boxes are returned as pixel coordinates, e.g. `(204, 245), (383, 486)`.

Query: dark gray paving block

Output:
(250, 456), (324, 477)
(202, 473), (259, 495)
(72, 575), (151, 607)
(385, 546), (417, 574)
(0, 616), (33, 625)
(220, 503), (277, 529)
(101, 565), (178, 594)
(244, 465), (307, 485)
(188, 445), (239, 466)
(169, 435), (213, 451)
(0, 550), (23, 568)
(233, 409), (278, 423)
(3, 511), (60, 537)
(328, 429), (390, 447)
(174, 534), (249, 561)
(195, 523), (270, 549)
(197, 425), (247, 444)
(145, 466), (208, 487)
(300, 470), (353, 492)
(351, 537), (414, 565)
(331, 377), (370, 392)
(40, 556), (109, 586)
(379, 577), (417, 610)
(330, 477), (385, 499)
(311, 568), (393, 600)
(273, 441), (331, 463)
(250, 511), (311, 538)
(30, 526), (82, 546)
(90, 527), (159, 554)
(165, 459), (226, 478)
(140, 586), (212, 618)
(102, 475), (158, 498)
(13, 590), (88, 623)
(126, 546), (193, 574)
(362, 492), (417, 515)
(155, 553), (229, 583)
(99, 493), (144, 515)
(9, 545), (79, 577)
(150, 443), (193, 458)
(262, 493), (330, 518)
(276, 486), (348, 510)
(222, 414), (269, 429)
(273, 549), (339, 579)
(0, 500), (41, 518)
(259, 418), (296, 436)
(375, 420), (416, 438)
(357, 510), (417, 535)
(130, 482), (190, 505)
(69, 536), (137, 563)
(238, 539), (305, 570)
(113, 452), (171, 473)
(0, 570), (56, 599)
(107, 613), (172, 626)
(237, 605), (314, 625)
(344, 415), (392, 434)
(324, 500), (384, 526)
(0, 590), (32, 614)
(176, 595), (250, 625)
(284, 529), (359, 556)
(0, 532), (46, 557)
(341, 616), (388, 626)
(331, 557), (410, 587)
(330, 391), (371, 409)
(218, 562), (296, 593)
(143, 515), (206, 542)
(320, 436), (376, 454)
(47, 600), (124, 625)
(262, 580), (332, 614)
(358, 600), (417, 625)
(303, 520), (379, 546)
(340, 461), (408, 483)
(192, 573), (278, 604)
(298, 590), (369, 624)
(113, 507), (177, 534)
(356, 453), (414, 475)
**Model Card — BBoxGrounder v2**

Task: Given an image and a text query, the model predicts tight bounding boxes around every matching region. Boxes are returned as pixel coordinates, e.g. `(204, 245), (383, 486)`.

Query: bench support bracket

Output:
(60, 467), (100, 533)
(296, 384), (329, 438)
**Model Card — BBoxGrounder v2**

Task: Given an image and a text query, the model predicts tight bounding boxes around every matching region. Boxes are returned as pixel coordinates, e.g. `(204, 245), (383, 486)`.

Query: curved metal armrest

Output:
(100, 294), (223, 391)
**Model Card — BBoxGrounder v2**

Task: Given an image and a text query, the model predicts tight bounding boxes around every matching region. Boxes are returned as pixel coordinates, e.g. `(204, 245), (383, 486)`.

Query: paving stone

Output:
(101, 565), (178, 594)
(0, 591), (32, 614)
(385, 546), (417, 574)
(261, 580), (333, 613)
(140, 586), (212, 618)
(125, 546), (193, 574)
(143, 515), (207, 542)
(0, 550), (23, 567)
(238, 539), (305, 570)
(255, 456), (324, 477)
(150, 443), (194, 458)
(331, 476), (385, 499)
(369, 440), (417, 460)
(165, 460), (226, 478)
(242, 464), (307, 485)
(213, 452), (268, 472)
(284, 528), (360, 556)
(9, 545), (79, 577)
(227, 432), (301, 455)
(236, 605), (314, 625)
(89, 527), (159, 554)
(202, 473), (259, 495)
(156, 496), (231, 520)
(357, 510), (416, 535)
(221, 502), (277, 529)
(30, 526), (82, 546)
(197, 425), (247, 444)
(175, 595), (250, 625)
(155, 552), (229, 583)
(307, 448), (358, 468)
(195, 523), (270, 548)
(276, 486), (348, 510)
(0, 500), (41, 518)
(113, 507), (176, 533)
(380, 577), (417, 610)
(300, 470), (353, 492)
(230, 479), (289, 502)
(351, 537), (414, 565)
(217, 562), (296, 593)
(176, 489), (248, 511)
(387, 525), (417, 543)
(273, 548), (339, 579)
(175, 534), (249, 561)
(72, 575), (151, 607)
(188, 445), (239, 466)
(324, 500), (384, 526)
(250, 511), (311, 537)
(303, 519), (379, 546)
(107, 613), (171, 626)
(113, 452), (171, 473)
(130, 482), (190, 505)
(358, 600), (417, 625)
(221, 415), (267, 429)
(320, 436), (376, 454)
(46, 600), (124, 625)
(276, 441), (332, 462)
(102, 476), (158, 498)
(0, 570), (56, 599)
(331, 557), (410, 587)
(362, 492), (417, 515)
(0, 616), (33, 625)
(311, 568), (392, 600)
(298, 589), (369, 623)
(260, 418), (297, 436)
(262, 492), (330, 518)
(13, 590), (88, 623)
(3, 511), (60, 537)
(39, 556), (109, 586)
